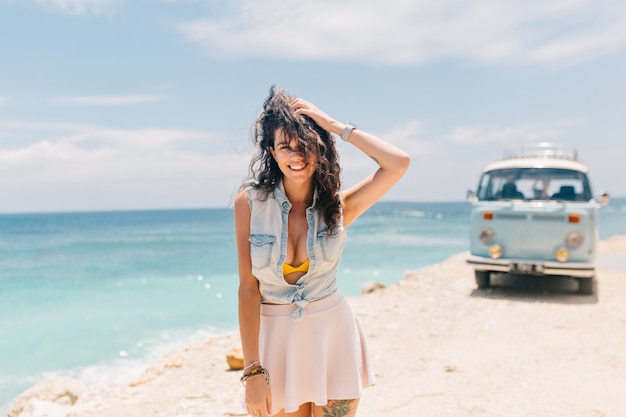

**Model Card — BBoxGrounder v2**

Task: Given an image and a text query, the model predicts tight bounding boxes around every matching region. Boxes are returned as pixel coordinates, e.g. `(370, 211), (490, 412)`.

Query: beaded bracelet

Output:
(243, 360), (261, 373)
(240, 367), (270, 387)
(244, 365), (263, 376)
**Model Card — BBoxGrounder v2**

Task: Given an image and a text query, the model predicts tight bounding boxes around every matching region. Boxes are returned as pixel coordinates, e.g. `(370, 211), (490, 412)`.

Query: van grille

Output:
(494, 213), (567, 222)
(532, 214), (566, 222)
(495, 213), (527, 220)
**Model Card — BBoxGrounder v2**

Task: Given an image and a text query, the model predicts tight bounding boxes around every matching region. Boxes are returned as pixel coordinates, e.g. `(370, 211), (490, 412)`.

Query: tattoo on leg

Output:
(322, 400), (355, 417)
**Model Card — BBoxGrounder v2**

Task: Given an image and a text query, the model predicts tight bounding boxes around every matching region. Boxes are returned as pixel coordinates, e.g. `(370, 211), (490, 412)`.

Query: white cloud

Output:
(175, 0), (626, 67)
(0, 121), (249, 210)
(383, 120), (443, 157)
(55, 95), (166, 106)
(33, 0), (120, 15)
(446, 124), (563, 145)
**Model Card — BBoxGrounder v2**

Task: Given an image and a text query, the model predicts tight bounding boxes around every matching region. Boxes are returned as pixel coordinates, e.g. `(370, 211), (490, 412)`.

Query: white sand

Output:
(10, 236), (626, 417)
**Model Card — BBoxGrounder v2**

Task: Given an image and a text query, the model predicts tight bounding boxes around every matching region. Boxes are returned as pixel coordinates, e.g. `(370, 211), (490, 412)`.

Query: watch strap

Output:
(340, 123), (357, 142)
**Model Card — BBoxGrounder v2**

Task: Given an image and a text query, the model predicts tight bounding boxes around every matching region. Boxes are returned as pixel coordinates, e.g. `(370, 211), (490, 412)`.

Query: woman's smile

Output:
(288, 161), (307, 171)
(283, 156), (315, 181)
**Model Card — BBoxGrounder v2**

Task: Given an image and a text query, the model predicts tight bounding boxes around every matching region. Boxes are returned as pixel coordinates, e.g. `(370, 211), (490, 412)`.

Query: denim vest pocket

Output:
(250, 234), (276, 269)
(316, 229), (344, 262)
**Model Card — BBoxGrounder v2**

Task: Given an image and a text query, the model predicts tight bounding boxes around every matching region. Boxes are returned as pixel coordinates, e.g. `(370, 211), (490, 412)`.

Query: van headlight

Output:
(479, 228), (495, 244)
(489, 244), (503, 259)
(565, 232), (583, 248)
(555, 247), (570, 262)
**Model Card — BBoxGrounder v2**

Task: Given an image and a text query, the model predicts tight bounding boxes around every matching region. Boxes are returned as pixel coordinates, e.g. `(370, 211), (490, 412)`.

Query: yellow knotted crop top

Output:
(282, 258), (310, 275)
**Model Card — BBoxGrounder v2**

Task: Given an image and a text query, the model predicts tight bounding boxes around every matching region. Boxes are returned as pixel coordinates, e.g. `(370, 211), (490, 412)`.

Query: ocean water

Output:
(1, 198), (625, 410)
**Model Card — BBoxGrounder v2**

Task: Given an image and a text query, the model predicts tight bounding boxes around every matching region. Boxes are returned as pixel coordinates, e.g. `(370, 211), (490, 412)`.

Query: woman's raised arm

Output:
(292, 99), (410, 227)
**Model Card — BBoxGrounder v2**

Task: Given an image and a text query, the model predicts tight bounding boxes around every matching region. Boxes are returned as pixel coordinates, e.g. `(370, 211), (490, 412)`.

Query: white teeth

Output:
(290, 164), (305, 170)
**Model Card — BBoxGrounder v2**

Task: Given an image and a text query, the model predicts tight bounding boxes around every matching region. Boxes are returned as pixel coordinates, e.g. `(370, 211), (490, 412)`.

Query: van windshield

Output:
(476, 168), (592, 202)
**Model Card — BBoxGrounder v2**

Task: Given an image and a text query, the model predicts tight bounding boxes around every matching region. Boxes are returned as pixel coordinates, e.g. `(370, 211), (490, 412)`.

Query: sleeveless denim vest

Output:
(247, 182), (346, 322)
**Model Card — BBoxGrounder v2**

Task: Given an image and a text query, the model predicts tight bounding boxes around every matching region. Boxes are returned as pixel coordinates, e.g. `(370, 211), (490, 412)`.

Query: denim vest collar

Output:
(273, 180), (319, 211)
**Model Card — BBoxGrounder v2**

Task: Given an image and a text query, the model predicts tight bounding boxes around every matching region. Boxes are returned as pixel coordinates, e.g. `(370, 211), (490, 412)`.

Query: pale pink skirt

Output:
(259, 291), (376, 415)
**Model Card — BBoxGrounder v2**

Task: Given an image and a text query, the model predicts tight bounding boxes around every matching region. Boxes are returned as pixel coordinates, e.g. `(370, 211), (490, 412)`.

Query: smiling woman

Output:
(234, 86), (410, 417)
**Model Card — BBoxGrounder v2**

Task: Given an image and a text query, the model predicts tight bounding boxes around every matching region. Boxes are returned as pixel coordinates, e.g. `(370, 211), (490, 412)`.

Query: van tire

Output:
(578, 277), (594, 295)
(475, 271), (491, 289)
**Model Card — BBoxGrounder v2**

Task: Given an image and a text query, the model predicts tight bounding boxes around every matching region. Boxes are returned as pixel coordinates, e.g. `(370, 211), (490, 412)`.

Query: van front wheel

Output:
(578, 277), (594, 295)
(475, 270), (491, 289)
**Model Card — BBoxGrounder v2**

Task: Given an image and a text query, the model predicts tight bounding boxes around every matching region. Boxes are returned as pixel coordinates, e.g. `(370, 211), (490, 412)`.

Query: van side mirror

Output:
(599, 192), (610, 206)
(467, 190), (477, 202)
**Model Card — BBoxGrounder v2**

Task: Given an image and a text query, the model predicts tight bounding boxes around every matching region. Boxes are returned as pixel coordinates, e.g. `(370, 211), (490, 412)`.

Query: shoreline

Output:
(8, 235), (626, 417)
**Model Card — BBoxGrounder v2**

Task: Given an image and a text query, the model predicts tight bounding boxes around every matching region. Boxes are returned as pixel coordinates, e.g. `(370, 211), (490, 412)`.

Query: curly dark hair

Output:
(244, 86), (342, 233)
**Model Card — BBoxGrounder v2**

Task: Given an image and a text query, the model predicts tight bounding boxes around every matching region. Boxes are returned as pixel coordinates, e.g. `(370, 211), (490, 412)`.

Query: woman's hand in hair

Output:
(291, 99), (342, 136)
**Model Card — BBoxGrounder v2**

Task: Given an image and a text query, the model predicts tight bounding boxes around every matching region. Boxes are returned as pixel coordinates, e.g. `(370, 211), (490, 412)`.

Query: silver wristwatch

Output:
(340, 123), (357, 142)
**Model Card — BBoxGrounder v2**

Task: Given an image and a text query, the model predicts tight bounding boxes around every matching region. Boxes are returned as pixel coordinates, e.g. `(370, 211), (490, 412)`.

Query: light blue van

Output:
(466, 143), (609, 294)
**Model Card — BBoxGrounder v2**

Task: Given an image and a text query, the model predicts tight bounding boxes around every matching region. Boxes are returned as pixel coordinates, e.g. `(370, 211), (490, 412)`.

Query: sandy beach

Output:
(9, 236), (626, 417)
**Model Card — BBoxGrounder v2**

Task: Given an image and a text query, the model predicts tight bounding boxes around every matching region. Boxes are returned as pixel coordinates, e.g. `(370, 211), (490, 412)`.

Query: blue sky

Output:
(1, 0), (625, 213)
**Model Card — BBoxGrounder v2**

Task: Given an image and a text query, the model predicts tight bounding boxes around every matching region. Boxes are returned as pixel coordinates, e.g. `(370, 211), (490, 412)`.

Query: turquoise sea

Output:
(2, 199), (626, 411)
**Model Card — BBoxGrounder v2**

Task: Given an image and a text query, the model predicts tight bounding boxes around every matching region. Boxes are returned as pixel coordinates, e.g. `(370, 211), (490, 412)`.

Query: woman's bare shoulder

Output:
(234, 190), (250, 212)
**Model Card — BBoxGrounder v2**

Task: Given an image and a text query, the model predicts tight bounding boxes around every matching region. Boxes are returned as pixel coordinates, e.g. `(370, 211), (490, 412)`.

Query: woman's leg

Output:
(312, 399), (359, 417)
